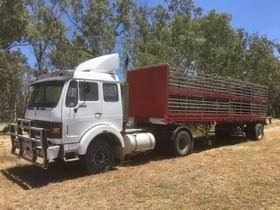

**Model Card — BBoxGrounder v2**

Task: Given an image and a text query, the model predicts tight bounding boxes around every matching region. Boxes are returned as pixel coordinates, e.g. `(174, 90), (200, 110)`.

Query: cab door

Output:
(101, 82), (123, 131)
(63, 80), (102, 143)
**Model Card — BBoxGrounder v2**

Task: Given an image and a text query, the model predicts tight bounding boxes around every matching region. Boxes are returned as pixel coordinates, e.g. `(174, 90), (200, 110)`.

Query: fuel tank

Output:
(123, 132), (156, 155)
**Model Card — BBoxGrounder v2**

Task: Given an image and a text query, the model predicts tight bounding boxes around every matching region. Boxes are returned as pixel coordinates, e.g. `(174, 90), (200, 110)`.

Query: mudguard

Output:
(170, 125), (193, 141)
(78, 123), (125, 157)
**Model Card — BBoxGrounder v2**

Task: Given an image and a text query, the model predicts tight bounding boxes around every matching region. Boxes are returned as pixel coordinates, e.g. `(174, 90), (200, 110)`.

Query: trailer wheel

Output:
(252, 123), (264, 141)
(245, 123), (264, 141)
(81, 138), (114, 174)
(172, 131), (193, 156)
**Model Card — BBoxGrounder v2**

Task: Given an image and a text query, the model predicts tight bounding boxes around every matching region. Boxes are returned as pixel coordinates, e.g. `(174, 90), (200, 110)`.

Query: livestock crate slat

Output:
(167, 68), (268, 117)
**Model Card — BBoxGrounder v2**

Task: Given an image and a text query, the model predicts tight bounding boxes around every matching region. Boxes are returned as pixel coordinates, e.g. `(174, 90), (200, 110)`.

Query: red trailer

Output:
(127, 64), (267, 154)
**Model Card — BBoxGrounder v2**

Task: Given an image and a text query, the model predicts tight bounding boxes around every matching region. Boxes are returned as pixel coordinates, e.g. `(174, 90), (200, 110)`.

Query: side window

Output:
(79, 82), (99, 101)
(66, 80), (78, 107)
(103, 83), (118, 102)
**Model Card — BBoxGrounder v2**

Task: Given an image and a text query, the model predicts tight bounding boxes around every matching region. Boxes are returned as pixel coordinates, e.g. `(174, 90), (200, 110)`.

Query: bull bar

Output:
(10, 118), (60, 169)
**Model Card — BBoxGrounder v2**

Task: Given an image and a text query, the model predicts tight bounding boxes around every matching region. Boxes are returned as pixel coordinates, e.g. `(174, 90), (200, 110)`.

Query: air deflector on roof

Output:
(75, 53), (120, 73)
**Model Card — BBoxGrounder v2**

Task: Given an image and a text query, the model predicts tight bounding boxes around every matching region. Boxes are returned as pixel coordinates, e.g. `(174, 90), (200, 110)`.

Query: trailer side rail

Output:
(167, 67), (268, 122)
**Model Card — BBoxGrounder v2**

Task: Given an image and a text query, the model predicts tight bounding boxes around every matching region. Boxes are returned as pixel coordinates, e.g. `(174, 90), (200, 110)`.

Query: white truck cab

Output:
(10, 54), (156, 173)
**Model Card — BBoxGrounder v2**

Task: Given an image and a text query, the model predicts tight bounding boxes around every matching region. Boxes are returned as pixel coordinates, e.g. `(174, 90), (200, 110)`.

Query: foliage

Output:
(50, 0), (135, 69)
(0, 0), (28, 49)
(0, 50), (30, 121)
(0, 0), (30, 121)
(25, 0), (66, 75)
(0, 0), (280, 119)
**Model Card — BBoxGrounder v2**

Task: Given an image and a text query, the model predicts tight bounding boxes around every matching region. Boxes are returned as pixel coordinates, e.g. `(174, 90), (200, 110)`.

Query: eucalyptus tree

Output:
(48, 0), (135, 70)
(25, 0), (66, 75)
(0, 0), (28, 49)
(0, 0), (30, 121)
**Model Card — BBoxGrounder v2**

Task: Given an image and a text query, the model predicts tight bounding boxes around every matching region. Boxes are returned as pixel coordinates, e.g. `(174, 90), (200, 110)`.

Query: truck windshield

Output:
(29, 81), (64, 108)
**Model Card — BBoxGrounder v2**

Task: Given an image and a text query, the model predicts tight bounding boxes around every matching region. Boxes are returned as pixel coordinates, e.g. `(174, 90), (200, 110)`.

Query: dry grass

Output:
(0, 120), (280, 209)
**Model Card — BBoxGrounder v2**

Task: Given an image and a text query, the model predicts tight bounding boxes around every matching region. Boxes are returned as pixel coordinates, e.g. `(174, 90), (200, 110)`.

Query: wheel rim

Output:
(176, 135), (191, 154)
(178, 137), (188, 150)
(92, 149), (110, 165)
(256, 125), (263, 139)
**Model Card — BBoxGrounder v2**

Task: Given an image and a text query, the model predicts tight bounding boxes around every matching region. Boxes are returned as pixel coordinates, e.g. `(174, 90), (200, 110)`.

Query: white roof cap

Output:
(75, 53), (120, 73)
(73, 53), (120, 82)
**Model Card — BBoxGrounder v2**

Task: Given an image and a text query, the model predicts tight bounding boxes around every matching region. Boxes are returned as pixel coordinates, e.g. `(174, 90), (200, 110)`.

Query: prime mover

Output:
(10, 54), (268, 173)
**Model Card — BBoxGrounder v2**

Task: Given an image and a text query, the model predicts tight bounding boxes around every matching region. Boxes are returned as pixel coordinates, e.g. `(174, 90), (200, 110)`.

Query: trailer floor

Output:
(1, 120), (280, 209)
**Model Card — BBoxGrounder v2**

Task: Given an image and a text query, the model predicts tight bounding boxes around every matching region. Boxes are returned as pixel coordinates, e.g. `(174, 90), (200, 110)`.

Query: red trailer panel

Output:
(127, 64), (267, 124)
(127, 64), (169, 119)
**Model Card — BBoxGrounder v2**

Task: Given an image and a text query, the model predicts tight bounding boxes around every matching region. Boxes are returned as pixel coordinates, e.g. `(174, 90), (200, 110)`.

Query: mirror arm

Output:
(73, 101), (81, 113)
(73, 100), (86, 113)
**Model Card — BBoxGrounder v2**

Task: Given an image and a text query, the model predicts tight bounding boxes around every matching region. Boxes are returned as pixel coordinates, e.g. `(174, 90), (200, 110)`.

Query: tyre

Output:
(81, 139), (114, 174)
(172, 130), (193, 156)
(245, 123), (264, 141)
(252, 123), (264, 141)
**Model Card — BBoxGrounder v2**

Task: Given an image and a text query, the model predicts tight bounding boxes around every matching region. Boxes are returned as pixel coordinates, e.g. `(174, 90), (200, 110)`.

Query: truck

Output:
(10, 53), (268, 174)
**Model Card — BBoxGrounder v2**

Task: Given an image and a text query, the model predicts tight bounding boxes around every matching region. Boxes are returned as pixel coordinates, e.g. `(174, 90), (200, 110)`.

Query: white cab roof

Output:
(34, 54), (120, 84)
(73, 71), (120, 82)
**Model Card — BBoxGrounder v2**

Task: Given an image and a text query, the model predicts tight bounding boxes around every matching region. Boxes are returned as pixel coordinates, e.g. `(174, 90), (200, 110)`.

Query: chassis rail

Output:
(10, 118), (49, 169)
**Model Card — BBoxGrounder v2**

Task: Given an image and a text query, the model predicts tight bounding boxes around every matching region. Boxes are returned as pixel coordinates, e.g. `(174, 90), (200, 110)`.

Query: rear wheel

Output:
(245, 123), (264, 141)
(81, 139), (114, 174)
(172, 131), (193, 156)
(253, 123), (264, 140)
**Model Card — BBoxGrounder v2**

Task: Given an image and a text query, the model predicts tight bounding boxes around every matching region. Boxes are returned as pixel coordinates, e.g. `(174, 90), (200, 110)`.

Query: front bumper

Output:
(10, 118), (60, 169)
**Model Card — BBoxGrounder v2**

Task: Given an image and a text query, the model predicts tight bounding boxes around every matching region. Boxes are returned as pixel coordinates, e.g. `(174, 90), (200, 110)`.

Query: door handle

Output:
(95, 113), (102, 118)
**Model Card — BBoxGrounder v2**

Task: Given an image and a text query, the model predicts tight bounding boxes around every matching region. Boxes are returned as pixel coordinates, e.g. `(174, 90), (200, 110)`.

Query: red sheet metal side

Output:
(169, 87), (267, 105)
(127, 64), (169, 119)
(167, 112), (265, 123)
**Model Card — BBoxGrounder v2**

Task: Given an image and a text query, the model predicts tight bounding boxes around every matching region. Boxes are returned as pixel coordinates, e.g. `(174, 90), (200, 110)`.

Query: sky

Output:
(22, 0), (280, 68)
(194, 0), (279, 41)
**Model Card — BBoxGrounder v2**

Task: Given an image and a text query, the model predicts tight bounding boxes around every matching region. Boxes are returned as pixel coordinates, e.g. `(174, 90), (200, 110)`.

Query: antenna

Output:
(124, 56), (129, 81)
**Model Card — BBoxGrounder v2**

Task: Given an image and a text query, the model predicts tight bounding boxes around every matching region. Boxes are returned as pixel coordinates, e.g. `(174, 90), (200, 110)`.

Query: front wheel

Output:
(81, 139), (114, 174)
(172, 130), (193, 156)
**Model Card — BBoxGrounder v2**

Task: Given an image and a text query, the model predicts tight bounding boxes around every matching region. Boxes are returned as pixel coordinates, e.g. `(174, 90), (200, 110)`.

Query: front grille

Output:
(31, 120), (62, 138)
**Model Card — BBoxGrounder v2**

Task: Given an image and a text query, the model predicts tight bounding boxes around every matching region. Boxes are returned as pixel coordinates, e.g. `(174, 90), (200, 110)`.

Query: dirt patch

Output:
(0, 121), (280, 209)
